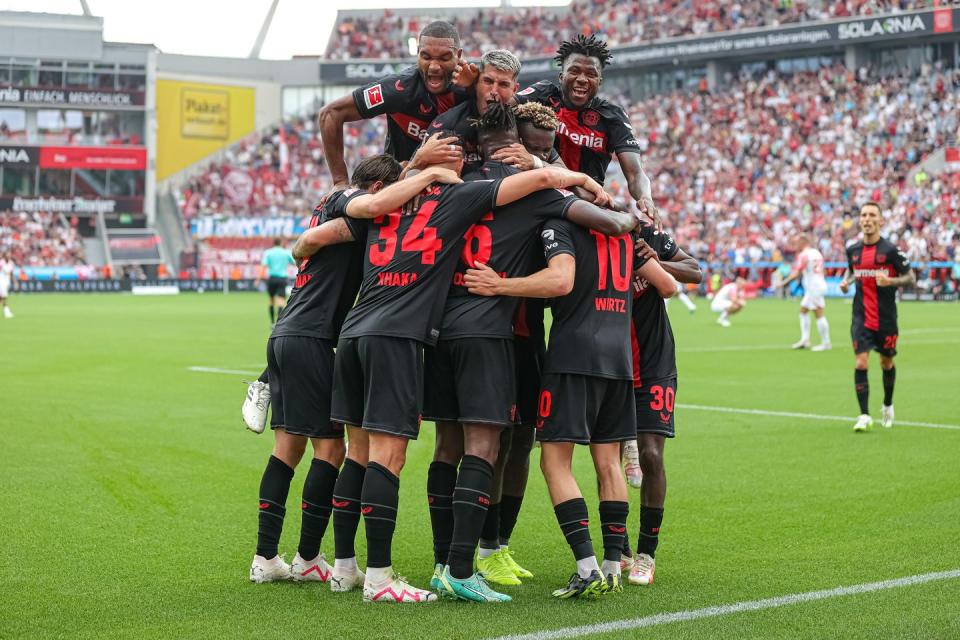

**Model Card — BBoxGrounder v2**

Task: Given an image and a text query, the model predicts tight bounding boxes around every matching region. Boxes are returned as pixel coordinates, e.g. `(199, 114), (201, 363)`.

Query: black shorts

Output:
(423, 338), (516, 426)
(635, 377), (677, 438)
(331, 336), (424, 439)
(267, 336), (343, 439)
(267, 277), (287, 298)
(852, 324), (898, 357)
(514, 336), (545, 426)
(535, 373), (636, 445)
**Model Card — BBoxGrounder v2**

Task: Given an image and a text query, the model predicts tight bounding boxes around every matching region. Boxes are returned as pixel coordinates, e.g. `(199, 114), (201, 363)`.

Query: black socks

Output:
(427, 461), (457, 565)
(599, 501), (629, 563)
(361, 462), (400, 569)
(448, 456), (494, 579)
(498, 494), (523, 546)
(882, 367), (896, 406)
(256, 455), (294, 559)
(332, 458), (365, 560)
(297, 459), (338, 560)
(554, 498), (593, 561)
(855, 369), (869, 414)
(479, 502), (500, 551)
(636, 506), (664, 558)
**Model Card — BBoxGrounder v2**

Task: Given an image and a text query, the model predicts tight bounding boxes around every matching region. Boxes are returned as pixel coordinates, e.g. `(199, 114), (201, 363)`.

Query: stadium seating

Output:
(0, 210), (87, 267)
(325, 1), (939, 60)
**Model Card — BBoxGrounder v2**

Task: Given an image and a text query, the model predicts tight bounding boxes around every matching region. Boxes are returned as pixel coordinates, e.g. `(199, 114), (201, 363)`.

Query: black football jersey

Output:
(846, 237), (911, 332)
(515, 81), (641, 184)
(353, 66), (468, 162)
(440, 162), (578, 340)
(541, 218), (635, 380)
(339, 179), (503, 345)
(631, 224), (680, 386)
(428, 100), (483, 171)
(271, 189), (368, 341)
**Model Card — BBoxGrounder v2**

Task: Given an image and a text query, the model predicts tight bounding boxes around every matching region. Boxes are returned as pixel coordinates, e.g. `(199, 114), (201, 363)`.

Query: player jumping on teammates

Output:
(249, 156), (455, 584)
(782, 234), (832, 350)
(465, 213), (676, 599)
(257, 238), (295, 327)
(711, 277), (747, 327)
(0, 253), (15, 319)
(839, 202), (915, 432)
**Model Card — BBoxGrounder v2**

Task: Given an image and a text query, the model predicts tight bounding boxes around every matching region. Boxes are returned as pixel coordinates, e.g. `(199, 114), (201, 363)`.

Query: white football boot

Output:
(363, 569), (437, 603)
(811, 343), (832, 352)
(291, 552), (333, 582)
(330, 561), (366, 593)
(881, 405), (894, 429)
(717, 317), (731, 328)
(241, 380), (270, 434)
(3, 307), (12, 319)
(791, 339), (810, 349)
(249, 554), (291, 583)
(853, 414), (873, 433)
(628, 553), (656, 586)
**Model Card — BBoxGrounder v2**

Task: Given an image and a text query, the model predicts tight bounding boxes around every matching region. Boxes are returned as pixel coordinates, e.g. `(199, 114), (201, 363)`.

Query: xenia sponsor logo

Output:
(854, 268), (890, 279)
(838, 15), (925, 40)
(556, 122), (605, 149)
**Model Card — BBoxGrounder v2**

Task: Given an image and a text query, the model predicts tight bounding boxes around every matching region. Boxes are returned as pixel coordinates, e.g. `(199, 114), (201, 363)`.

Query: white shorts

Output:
(800, 289), (826, 310)
(711, 298), (732, 313)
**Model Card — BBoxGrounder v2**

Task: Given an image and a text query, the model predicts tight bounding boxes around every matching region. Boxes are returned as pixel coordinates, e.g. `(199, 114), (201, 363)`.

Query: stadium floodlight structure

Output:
(249, 0), (280, 59)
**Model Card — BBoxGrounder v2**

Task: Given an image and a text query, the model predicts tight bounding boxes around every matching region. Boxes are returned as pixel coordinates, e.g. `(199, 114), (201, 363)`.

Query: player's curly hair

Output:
(513, 102), (558, 132)
(472, 102), (517, 136)
(554, 34), (613, 69)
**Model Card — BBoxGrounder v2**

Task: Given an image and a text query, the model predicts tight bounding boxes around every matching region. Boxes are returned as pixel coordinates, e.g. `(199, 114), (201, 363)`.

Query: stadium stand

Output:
(0, 211), (87, 267)
(325, 1), (942, 60)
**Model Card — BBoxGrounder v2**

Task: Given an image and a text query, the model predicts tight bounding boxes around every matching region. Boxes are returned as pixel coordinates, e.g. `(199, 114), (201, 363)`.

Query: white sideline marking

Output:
(490, 569), (960, 640)
(680, 403), (960, 431)
(187, 366), (260, 376)
(680, 338), (960, 353)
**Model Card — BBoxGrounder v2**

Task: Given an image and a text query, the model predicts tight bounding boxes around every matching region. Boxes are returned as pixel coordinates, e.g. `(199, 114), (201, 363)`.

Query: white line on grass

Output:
(187, 366), (261, 376)
(490, 569), (960, 640)
(680, 403), (960, 431)
(679, 338), (960, 353)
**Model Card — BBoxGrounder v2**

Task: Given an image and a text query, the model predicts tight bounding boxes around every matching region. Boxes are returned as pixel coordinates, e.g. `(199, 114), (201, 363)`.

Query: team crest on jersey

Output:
(363, 84), (384, 109)
(582, 110), (600, 126)
(877, 254), (887, 263)
(517, 86), (535, 96)
(419, 103), (432, 114)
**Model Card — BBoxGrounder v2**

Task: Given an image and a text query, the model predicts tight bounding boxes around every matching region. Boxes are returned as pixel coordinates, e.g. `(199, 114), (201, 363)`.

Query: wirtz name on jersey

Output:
(595, 297), (627, 313)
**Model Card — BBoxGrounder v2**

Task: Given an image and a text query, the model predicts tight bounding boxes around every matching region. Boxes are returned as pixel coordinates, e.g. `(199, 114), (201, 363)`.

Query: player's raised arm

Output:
(291, 218), (356, 260)
(565, 199), (639, 236)
(496, 167), (611, 208)
(660, 247), (702, 284)
(618, 151), (661, 231)
(345, 167), (462, 219)
(318, 94), (364, 188)
(464, 255), (575, 299)
(635, 257), (675, 299)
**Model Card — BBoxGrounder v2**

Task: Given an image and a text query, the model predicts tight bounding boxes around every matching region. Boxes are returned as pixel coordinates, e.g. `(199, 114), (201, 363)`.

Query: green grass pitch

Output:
(2, 294), (959, 639)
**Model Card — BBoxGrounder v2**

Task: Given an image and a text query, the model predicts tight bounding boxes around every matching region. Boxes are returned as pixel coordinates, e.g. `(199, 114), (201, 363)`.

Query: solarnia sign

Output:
(838, 15), (927, 40)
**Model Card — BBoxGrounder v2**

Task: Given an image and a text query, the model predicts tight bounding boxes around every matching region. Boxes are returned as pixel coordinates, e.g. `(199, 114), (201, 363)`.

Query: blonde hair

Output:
(513, 102), (559, 131)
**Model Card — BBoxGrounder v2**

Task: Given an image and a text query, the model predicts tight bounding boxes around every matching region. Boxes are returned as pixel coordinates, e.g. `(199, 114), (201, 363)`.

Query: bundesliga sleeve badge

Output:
(363, 84), (385, 109)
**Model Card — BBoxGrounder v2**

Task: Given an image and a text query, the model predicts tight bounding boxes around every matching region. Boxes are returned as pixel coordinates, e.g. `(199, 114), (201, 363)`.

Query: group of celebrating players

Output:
(237, 20), (915, 604)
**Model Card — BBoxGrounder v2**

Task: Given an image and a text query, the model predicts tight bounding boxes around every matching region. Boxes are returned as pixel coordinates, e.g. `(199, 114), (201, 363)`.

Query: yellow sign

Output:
(181, 88), (229, 139)
(156, 79), (254, 181)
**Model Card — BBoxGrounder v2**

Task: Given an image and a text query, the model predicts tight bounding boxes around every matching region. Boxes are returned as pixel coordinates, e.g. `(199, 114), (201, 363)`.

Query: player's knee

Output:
(508, 429), (535, 462)
(312, 437), (346, 467)
(345, 426), (369, 465)
(272, 432), (308, 466)
(855, 353), (869, 370)
(880, 356), (895, 370)
(433, 424), (464, 464)
(638, 445), (664, 474)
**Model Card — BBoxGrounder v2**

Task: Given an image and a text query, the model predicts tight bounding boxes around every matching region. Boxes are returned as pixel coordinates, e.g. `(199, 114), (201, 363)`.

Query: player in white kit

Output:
(665, 277), (696, 313)
(782, 235), (831, 351)
(711, 277), (746, 327)
(0, 254), (15, 319)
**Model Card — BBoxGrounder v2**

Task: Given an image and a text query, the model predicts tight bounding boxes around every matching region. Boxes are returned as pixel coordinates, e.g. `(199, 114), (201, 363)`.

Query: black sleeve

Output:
(891, 244), (911, 275)
(633, 231), (650, 269)
(324, 188), (367, 241)
(846, 244), (856, 273)
(541, 219), (575, 262)
(523, 188), (578, 221)
(605, 104), (642, 155)
(451, 179), (503, 222)
(352, 72), (413, 119)
(639, 224), (678, 261)
(514, 81), (554, 106)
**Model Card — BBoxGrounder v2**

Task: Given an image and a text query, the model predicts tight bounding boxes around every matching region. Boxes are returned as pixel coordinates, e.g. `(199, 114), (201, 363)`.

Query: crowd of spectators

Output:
(326, 0), (941, 60)
(0, 210), (86, 267)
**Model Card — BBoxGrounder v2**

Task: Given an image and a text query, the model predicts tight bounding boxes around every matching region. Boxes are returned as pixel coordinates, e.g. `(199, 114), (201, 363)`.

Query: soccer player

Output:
(0, 253), (15, 319)
(250, 155), (449, 584)
(783, 234), (831, 350)
(465, 217), (675, 599)
(664, 278), (697, 314)
(620, 229), (702, 587)
(513, 34), (659, 226)
(711, 277), (746, 327)
(839, 202), (915, 432)
(319, 21), (471, 187)
(257, 239), (295, 327)
(329, 133), (610, 603)
(424, 104), (644, 602)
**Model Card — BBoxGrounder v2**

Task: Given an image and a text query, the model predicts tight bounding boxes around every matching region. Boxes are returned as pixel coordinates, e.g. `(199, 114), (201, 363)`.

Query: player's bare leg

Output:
(810, 307), (832, 351)
(541, 443), (606, 598)
(629, 433), (665, 585)
(853, 352), (873, 432)
(331, 425), (368, 592)
(428, 421), (463, 585)
(363, 432), (435, 602)
(880, 354), (896, 428)
(590, 442), (629, 592)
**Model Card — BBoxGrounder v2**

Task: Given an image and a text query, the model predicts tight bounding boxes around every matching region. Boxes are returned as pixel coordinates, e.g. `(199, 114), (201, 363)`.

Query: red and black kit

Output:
(515, 80), (640, 183)
(267, 189), (368, 438)
(353, 66), (468, 162)
(845, 238), (911, 357)
(536, 218), (639, 444)
(331, 179), (503, 439)
(631, 223), (680, 437)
